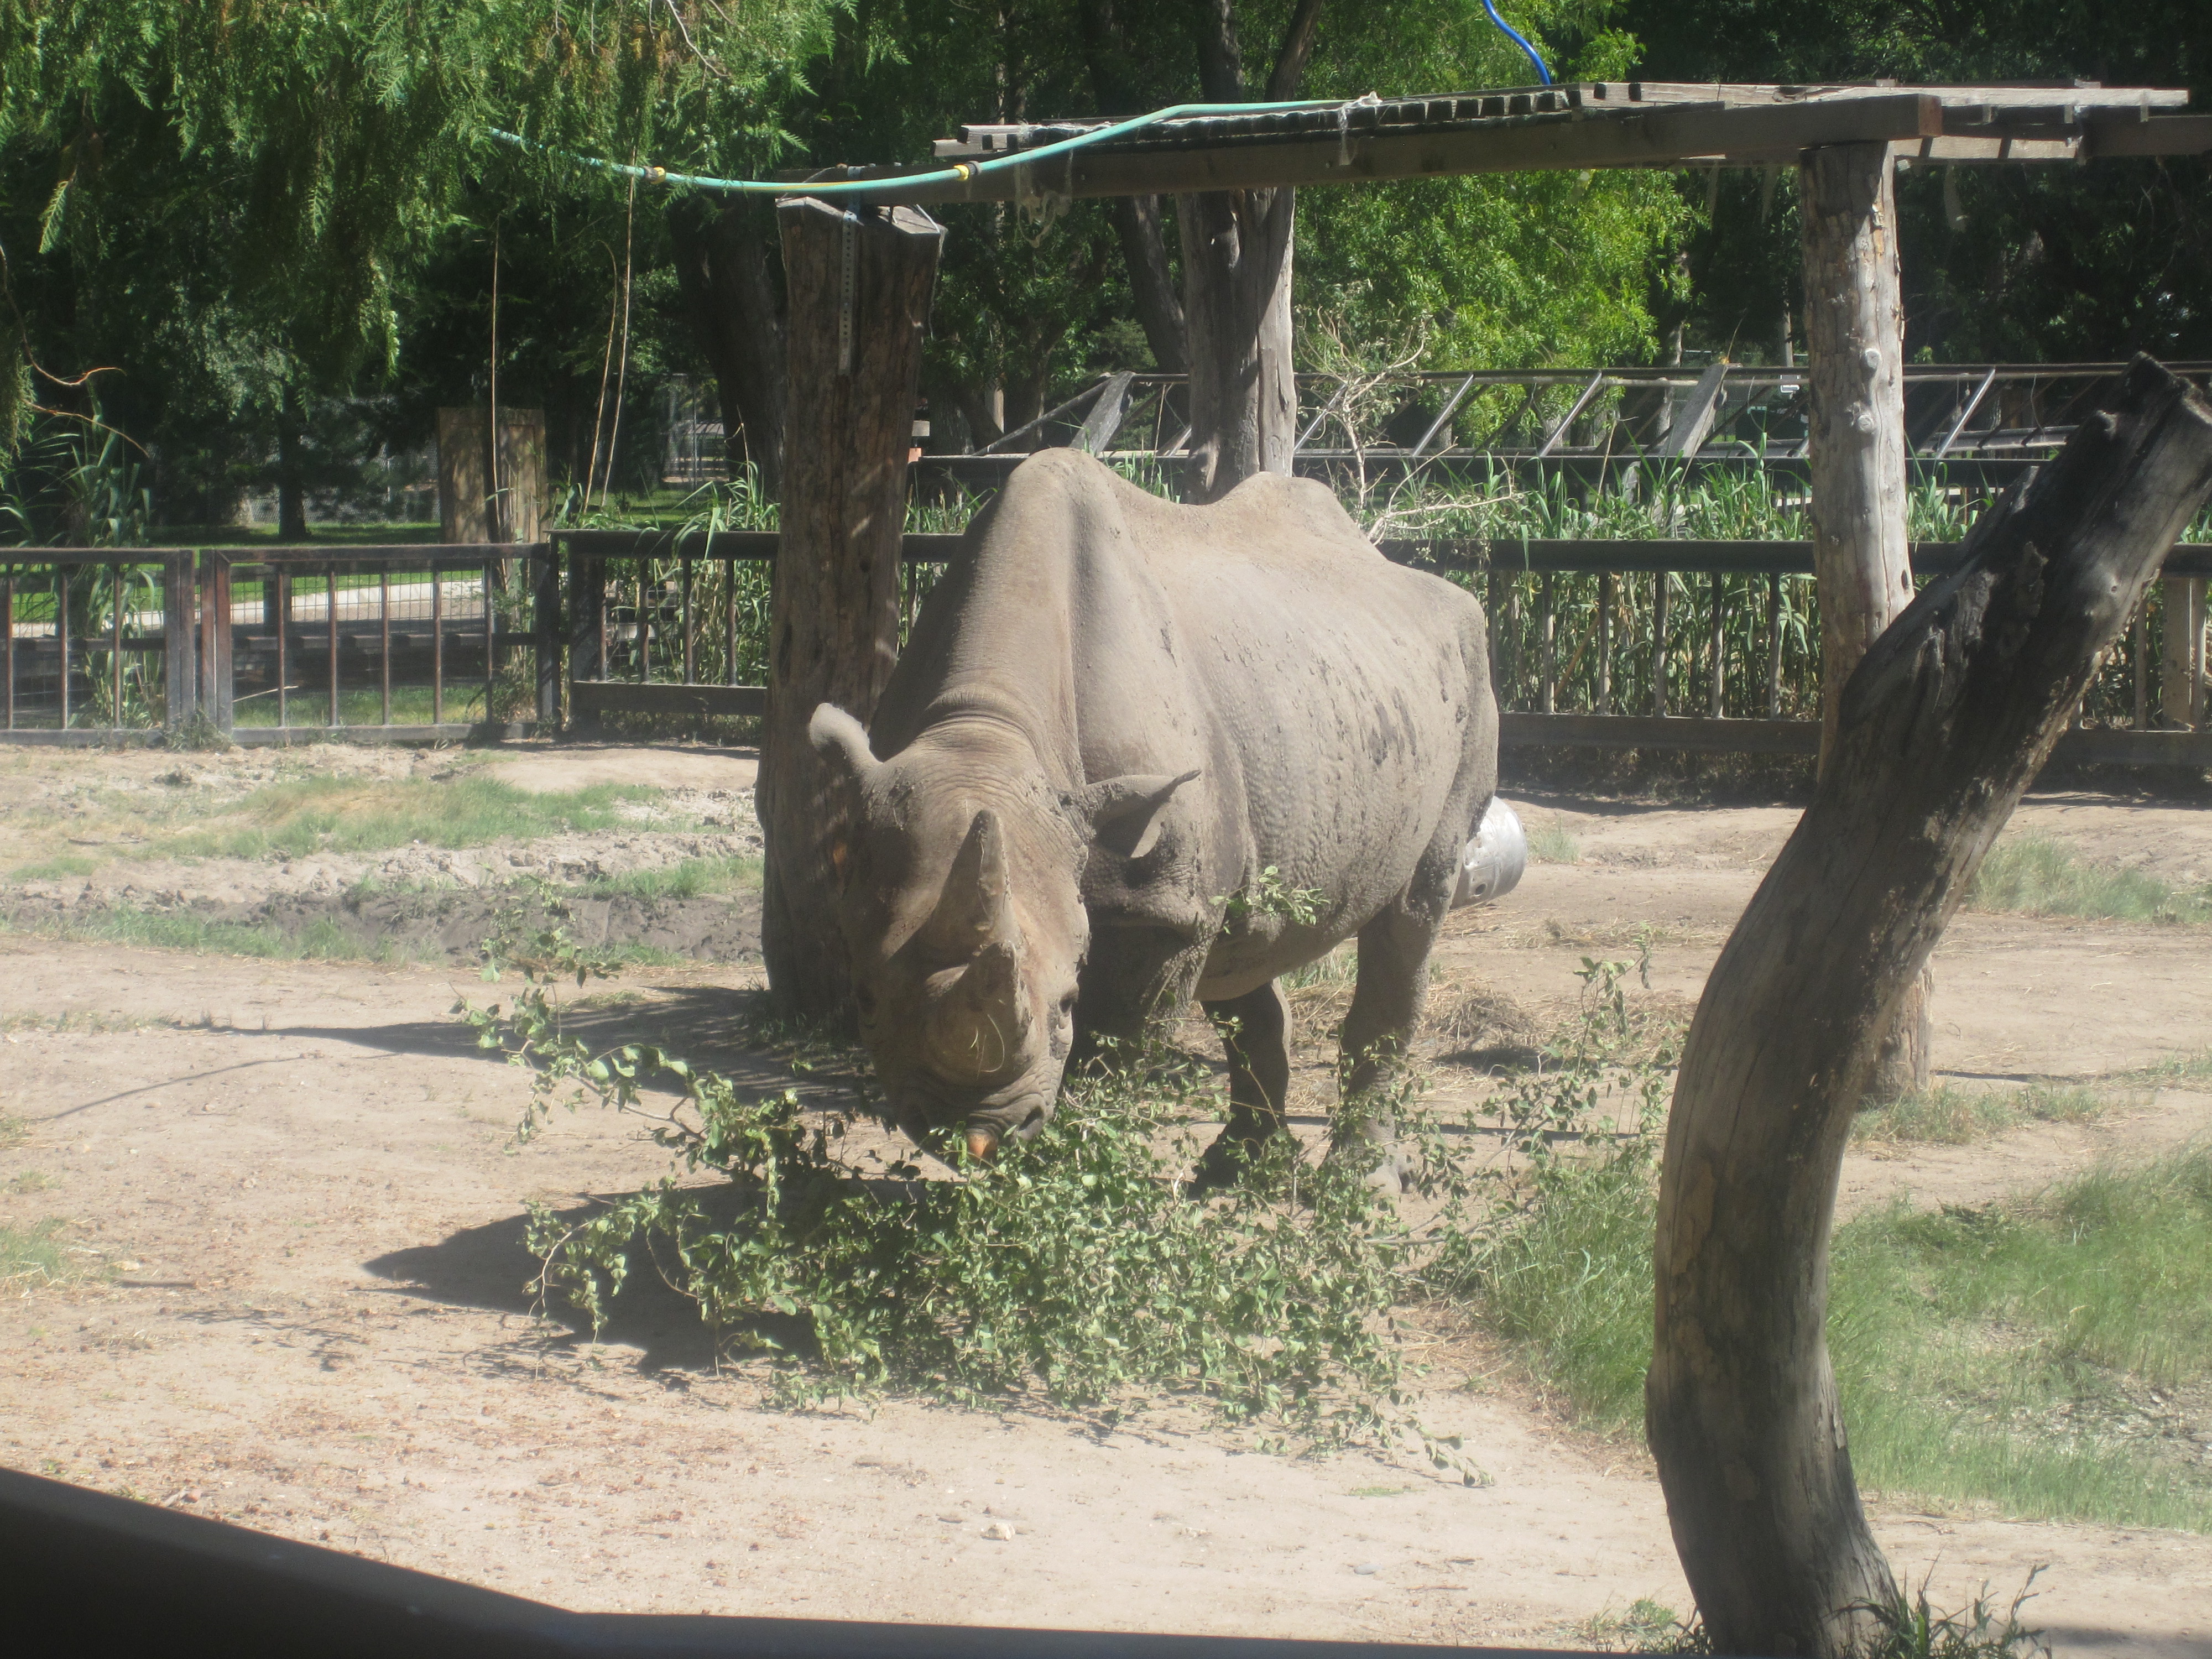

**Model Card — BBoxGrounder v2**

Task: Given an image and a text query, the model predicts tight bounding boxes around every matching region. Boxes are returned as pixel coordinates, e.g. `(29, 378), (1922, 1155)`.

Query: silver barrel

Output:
(1452, 797), (1526, 909)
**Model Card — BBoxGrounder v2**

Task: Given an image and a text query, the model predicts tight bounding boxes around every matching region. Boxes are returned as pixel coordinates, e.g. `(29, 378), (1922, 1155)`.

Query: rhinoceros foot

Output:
(1186, 1116), (1294, 1194)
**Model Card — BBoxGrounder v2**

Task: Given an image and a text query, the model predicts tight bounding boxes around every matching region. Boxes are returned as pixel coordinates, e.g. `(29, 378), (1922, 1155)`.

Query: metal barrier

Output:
(1399, 538), (2212, 768)
(0, 542), (539, 745)
(5, 531), (2205, 768)
(0, 550), (193, 739)
(555, 529), (961, 727)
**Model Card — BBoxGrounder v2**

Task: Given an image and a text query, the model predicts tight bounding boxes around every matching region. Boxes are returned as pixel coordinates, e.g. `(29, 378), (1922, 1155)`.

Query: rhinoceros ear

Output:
(1081, 769), (1200, 860)
(809, 703), (880, 791)
(922, 808), (1015, 953)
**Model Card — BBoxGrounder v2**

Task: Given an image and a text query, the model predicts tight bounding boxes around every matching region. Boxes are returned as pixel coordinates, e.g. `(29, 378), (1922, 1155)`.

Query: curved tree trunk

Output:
(1647, 356), (2212, 1657)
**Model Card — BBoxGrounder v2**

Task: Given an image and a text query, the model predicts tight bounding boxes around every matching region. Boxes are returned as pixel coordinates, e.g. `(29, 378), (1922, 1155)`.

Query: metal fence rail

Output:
(5, 531), (2206, 769)
(910, 363), (2212, 490)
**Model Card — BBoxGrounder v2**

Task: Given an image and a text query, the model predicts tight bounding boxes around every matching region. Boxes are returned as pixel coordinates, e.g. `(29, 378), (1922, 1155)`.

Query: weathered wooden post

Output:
(1648, 358), (2212, 1657)
(2162, 573), (2206, 726)
(758, 200), (942, 1018)
(1799, 139), (1931, 1095)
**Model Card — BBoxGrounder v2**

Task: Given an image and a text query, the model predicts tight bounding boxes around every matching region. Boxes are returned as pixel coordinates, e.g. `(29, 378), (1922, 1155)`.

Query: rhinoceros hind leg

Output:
(1334, 889), (1449, 1191)
(1192, 980), (1291, 1188)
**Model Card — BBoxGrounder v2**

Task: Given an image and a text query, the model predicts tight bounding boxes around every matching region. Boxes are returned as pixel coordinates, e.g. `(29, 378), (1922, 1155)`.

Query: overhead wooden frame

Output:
(787, 82), (2206, 206)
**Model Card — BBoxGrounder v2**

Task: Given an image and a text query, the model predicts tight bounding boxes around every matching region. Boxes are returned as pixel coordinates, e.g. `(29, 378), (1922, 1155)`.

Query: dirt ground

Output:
(4, 744), (2211, 1653)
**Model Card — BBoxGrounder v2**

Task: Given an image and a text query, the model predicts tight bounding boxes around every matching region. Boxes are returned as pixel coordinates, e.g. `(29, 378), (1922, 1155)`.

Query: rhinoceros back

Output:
(870, 450), (1496, 1001)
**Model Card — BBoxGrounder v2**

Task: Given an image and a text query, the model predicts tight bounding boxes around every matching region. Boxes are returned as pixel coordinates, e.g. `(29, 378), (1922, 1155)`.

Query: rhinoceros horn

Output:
(932, 938), (1027, 1082)
(922, 808), (1014, 954)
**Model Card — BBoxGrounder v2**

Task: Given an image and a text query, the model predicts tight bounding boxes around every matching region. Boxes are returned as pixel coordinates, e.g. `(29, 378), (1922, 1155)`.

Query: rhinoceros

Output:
(806, 448), (1501, 1186)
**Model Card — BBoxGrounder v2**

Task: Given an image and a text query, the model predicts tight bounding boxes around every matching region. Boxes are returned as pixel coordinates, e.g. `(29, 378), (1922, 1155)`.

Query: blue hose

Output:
(1480, 0), (1551, 86)
(487, 96), (1345, 199)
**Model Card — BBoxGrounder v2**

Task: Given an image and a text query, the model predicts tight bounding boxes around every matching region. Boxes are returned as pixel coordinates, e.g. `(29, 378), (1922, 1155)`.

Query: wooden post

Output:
(1801, 139), (1931, 1096)
(1649, 358), (2212, 1658)
(437, 409), (546, 545)
(197, 555), (233, 731)
(2162, 576), (2206, 725)
(533, 547), (562, 727)
(163, 551), (198, 732)
(1176, 187), (1295, 502)
(759, 199), (942, 1019)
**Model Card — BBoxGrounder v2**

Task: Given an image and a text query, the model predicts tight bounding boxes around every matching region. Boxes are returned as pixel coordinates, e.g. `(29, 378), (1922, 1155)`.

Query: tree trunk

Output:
(669, 199), (789, 498)
(1648, 356), (2212, 1657)
(1110, 196), (1187, 374)
(1171, 0), (1312, 504)
(1176, 185), (1296, 502)
(758, 200), (942, 1020)
(1801, 139), (1930, 1097)
(277, 384), (310, 542)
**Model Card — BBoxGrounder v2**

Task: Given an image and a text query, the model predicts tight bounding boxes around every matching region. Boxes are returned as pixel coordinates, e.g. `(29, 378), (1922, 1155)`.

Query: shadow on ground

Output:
(362, 1186), (812, 1373)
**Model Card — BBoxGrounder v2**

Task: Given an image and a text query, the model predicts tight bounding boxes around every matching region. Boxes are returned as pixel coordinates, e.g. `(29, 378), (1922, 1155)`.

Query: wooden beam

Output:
(758, 199), (942, 1019)
(1072, 371), (1136, 455)
(839, 94), (1949, 204)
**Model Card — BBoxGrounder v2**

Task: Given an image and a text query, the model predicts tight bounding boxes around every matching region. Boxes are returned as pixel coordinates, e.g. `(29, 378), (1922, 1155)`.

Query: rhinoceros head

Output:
(808, 703), (1193, 1161)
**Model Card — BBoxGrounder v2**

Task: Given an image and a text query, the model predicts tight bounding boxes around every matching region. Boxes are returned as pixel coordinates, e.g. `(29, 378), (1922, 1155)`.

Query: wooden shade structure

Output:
(759, 84), (2209, 1649)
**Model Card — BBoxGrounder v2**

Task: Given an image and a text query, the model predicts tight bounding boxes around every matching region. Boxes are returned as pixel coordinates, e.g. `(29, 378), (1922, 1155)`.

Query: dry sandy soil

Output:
(3, 744), (2211, 1653)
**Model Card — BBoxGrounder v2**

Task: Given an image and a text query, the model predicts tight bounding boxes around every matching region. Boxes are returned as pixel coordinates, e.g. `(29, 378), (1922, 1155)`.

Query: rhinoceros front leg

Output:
(1335, 898), (1446, 1191)
(1192, 980), (1291, 1189)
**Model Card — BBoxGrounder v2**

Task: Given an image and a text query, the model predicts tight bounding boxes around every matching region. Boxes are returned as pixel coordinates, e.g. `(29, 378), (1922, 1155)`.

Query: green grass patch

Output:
(1526, 824), (1581, 865)
(1969, 836), (2212, 925)
(144, 773), (674, 862)
(1, 1220), (81, 1291)
(8, 855), (97, 883)
(2, 904), (379, 961)
(572, 854), (761, 902)
(1854, 1081), (2111, 1146)
(1460, 1139), (2212, 1531)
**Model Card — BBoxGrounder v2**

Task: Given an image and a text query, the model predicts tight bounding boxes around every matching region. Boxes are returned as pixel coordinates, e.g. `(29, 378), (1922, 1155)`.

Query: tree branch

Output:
(1265, 0), (1327, 103)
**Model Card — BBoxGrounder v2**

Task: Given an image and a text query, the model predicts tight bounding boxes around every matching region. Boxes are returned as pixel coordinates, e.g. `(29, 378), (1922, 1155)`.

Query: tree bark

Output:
(1109, 195), (1187, 374)
(1176, 186), (1295, 501)
(1173, 0), (1307, 503)
(277, 383), (310, 542)
(670, 199), (789, 498)
(1800, 139), (1930, 1097)
(758, 200), (942, 1020)
(1648, 356), (2212, 1658)
(1078, 0), (1187, 376)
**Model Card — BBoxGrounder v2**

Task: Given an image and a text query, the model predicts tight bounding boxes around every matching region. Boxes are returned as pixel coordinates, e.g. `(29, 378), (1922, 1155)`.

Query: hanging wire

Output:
(484, 96), (1354, 198)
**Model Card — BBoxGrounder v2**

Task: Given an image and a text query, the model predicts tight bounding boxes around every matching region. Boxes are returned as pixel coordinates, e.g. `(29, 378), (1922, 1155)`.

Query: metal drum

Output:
(1452, 796), (1526, 909)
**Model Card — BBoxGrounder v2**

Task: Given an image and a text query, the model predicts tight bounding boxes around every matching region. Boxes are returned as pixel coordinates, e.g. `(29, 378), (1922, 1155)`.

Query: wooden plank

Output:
(2089, 113), (2212, 157)
(1501, 712), (1820, 754)
(1653, 363), (1730, 457)
(1498, 712), (2212, 769)
(1072, 371), (1136, 455)
(570, 680), (765, 719)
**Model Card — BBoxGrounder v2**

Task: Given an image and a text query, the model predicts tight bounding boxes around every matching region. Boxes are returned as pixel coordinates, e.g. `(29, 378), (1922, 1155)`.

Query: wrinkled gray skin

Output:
(808, 449), (1496, 1187)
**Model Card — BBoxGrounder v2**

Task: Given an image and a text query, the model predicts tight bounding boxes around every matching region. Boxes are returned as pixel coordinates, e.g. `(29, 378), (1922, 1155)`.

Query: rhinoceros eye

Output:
(855, 985), (878, 1022)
